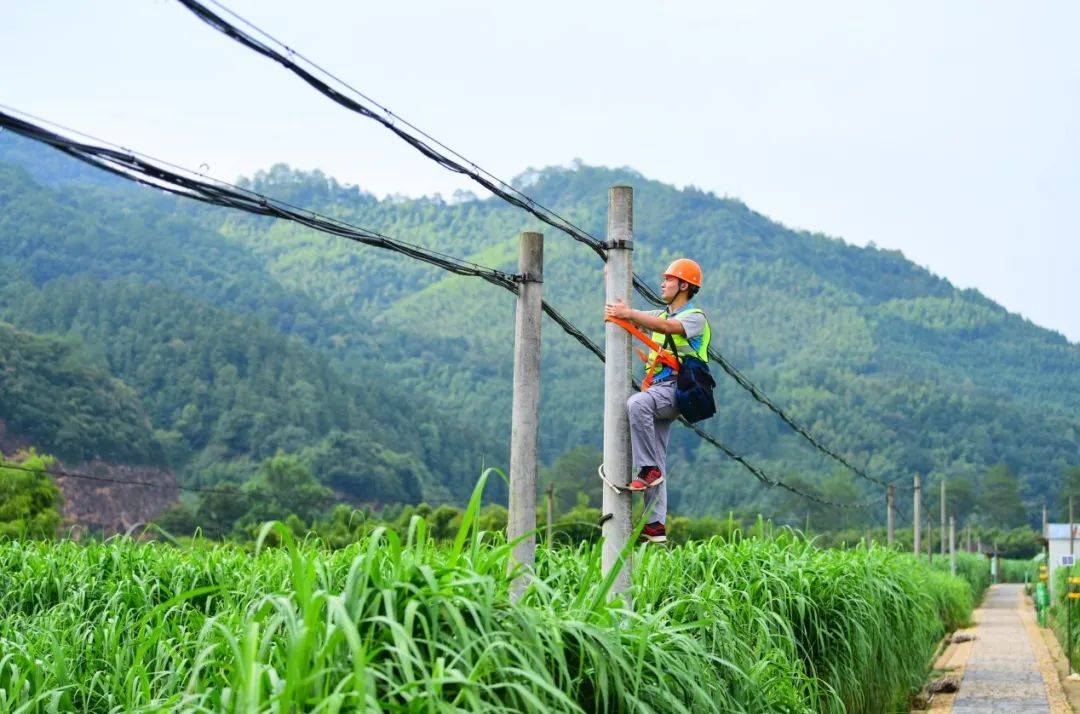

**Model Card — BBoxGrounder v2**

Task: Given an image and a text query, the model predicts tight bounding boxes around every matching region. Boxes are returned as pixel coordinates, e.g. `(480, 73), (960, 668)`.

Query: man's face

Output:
(660, 275), (683, 303)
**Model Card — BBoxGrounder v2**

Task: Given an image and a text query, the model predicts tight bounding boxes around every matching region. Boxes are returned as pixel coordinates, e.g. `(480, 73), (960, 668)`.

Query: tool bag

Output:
(664, 333), (716, 423)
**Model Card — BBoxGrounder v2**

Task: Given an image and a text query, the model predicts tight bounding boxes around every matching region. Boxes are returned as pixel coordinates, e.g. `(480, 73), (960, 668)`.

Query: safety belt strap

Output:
(605, 316), (679, 390)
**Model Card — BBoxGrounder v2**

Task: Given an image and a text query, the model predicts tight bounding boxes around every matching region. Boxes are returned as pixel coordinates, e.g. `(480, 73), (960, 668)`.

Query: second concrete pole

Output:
(886, 484), (895, 546)
(914, 474), (922, 556)
(507, 231), (543, 600)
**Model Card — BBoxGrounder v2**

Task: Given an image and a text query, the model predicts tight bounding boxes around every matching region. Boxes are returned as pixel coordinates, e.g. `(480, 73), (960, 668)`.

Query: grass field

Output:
(1, 486), (977, 713)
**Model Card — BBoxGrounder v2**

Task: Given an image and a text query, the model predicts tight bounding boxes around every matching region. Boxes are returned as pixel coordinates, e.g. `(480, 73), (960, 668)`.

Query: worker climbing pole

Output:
(600, 184), (716, 601)
(605, 256), (714, 546)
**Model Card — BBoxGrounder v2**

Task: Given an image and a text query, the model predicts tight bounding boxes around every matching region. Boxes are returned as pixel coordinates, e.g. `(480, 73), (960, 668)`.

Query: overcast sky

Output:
(5, 1), (1078, 341)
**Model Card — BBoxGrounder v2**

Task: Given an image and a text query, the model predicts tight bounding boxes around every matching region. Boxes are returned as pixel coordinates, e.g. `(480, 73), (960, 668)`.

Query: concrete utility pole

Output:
(886, 484), (895, 546)
(927, 508), (933, 563)
(1062, 494), (1071, 557)
(966, 524), (972, 553)
(914, 474), (922, 556)
(546, 483), (554, 546)
(507, 231), (543, 600)
(940, 478), (947, 558)
(602, 186), (634, 601)
(949, 516), (956, 576)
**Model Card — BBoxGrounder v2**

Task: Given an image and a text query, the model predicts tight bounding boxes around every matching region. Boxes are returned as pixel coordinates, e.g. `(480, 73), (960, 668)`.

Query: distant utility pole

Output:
(927, 508), (934, 563)
(886, 485), (895, 546)
(1071, 496), (1075, 558)
(602, 186), (634, 602)
(949, 516), (956, 576)
(966, 524), (972, 553)
(913, 474), (922, 556)
(940, 478), (947, 558)
(546, 483), (554, 546)
(1043, 501), (1049, 539)
(507, 231), (543, 601)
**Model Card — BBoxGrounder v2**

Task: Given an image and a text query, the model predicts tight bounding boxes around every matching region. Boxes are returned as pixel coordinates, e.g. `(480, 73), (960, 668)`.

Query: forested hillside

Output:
(1, 134), (1076, 526)
(0, 322), (158, 463)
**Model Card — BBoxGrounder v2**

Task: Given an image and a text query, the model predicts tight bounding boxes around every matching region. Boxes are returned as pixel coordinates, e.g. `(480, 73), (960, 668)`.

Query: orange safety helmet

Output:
(663, 258), (702, 287)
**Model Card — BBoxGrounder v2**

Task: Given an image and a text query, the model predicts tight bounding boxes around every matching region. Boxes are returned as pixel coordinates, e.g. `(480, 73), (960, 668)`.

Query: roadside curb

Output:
(1019, 590), (1071, 713)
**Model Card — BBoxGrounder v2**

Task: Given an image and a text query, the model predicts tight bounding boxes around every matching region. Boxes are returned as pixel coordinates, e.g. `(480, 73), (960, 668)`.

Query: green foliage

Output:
(237, 454), (334, 530)
(1057, 465), (1080, 520)
(979, 463), (1028, 528)
(928, 551), (990, 607)
(988, 526), (1044, 559)
(0, 452), (62, 538)
(539, 446), (602, 514)
(999, 558), (1033, 584)
(1048, 564), (1080, 671)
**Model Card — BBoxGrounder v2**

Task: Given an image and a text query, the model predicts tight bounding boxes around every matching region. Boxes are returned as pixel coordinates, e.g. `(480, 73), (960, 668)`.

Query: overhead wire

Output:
(0, 106), (876, 510)
(172, 0), (909, 492)
(0, 107), (520, 290)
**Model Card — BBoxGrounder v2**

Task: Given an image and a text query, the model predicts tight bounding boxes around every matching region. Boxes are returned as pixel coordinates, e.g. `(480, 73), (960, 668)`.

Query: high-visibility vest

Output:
(645, 307), (710, 380)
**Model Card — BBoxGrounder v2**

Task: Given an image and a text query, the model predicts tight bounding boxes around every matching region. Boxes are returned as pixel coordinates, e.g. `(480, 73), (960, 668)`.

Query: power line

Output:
(0, 106), (875, 511)
(0, 107), (519, 289)
(175, 0), (609, 264)
(172, 0), (909, 492)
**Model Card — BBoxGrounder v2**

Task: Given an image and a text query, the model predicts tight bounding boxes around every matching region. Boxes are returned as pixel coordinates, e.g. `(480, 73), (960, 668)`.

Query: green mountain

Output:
(0, 135), (1076, 525)
(0, 153), (498, 506)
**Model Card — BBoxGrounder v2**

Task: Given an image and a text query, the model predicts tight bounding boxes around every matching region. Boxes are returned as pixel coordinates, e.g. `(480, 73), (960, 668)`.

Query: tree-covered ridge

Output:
(213, 159), (1079, 509)
(0, 323), (160, 464)
(0, 276), (496, 504)
(0, 133), (1076, 523)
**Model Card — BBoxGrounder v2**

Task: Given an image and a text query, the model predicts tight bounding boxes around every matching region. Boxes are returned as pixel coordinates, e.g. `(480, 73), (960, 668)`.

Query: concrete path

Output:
(950, 584), (1060, 713)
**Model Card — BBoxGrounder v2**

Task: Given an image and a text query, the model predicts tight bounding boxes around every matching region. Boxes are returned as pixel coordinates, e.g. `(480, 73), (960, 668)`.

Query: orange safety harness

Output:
(604, 316), (679, 391)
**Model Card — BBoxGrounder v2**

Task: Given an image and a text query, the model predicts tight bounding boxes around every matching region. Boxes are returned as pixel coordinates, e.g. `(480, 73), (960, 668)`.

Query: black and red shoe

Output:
(627, 466), (664, 491)
(639, 522), (667, 544)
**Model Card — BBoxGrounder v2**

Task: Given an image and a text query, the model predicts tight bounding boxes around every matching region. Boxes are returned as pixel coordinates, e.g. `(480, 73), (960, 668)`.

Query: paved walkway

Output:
(951, 584), (1055, 713)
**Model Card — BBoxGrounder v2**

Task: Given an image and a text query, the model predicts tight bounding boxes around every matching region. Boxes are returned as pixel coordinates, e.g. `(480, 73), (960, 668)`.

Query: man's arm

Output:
(604, 299), (686, 336)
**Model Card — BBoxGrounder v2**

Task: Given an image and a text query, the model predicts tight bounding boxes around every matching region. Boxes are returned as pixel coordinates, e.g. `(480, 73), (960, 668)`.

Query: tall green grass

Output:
(927, 551), (991, 607)
(0, 487), (974, 712)
(998, 557), (1034, 584)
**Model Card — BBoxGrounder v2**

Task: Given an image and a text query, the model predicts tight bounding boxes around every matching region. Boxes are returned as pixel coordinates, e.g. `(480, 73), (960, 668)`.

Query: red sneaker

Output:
(627, 466), (664, 491)
(639, 522), (667, 544)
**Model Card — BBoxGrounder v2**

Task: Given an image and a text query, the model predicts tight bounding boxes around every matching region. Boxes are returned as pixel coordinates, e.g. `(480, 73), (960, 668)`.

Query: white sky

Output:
(5, 1), (1079, 341)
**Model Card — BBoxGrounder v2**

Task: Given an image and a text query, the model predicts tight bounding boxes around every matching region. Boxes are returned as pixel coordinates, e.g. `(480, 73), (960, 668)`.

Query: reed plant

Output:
(0, 477), (972, 713)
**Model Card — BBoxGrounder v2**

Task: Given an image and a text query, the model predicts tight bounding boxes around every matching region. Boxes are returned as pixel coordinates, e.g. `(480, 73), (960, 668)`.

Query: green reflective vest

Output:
(645, 306), (710, 380)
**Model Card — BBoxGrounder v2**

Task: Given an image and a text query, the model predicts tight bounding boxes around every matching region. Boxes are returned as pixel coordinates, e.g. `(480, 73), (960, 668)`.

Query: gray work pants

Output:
(626, 381), (678, 525)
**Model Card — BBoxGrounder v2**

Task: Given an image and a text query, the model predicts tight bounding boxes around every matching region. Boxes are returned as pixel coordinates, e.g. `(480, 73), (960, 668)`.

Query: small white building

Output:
(1044, 523), (1078, 600)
